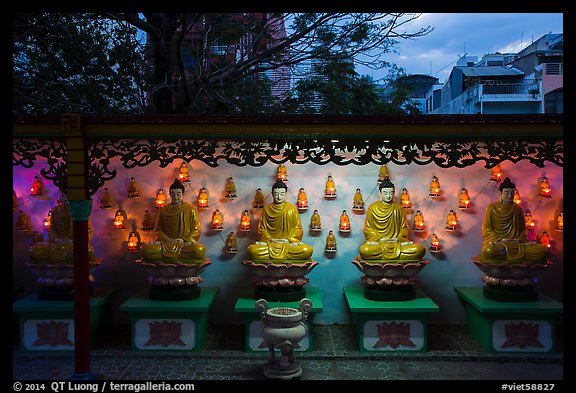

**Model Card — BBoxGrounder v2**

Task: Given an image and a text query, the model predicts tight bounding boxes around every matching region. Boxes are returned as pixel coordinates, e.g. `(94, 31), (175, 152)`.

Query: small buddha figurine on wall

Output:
(225, 231), (238, 254)
(141, 209), (154, 231)
(353, 189), (365, 211)
(225, 177), (237, 198)
(240, 210), (252, 231)
(413, 210), (425, 232)
(277, 164), (287, 182)
(178, 161), (190, 182)
(339, 210), (350, 233)
(459, 188), (471, 209)
(400, 188), (412, 209)
(197, 187), (209, 208)
(429, 176), (440, 198)
(445, 209), (458, 231)
(128, 177), (140, 198)
(155, 188), (166, 209)
(325, 230), (337, 252)
(325, 176), (336, 198)
(253, 188), (265, 209)
(100, 187), (113, 209)
(297, 187), (308, 210)
(310, 209), (322, 232)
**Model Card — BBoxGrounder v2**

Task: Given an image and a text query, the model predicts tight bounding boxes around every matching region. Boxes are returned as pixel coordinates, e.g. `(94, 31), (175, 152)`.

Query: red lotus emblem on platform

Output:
(33, 321), (73, 347)
(501, 322), (543, 349)
(373, 322), (416, 349)
(145, 321), (186, 347)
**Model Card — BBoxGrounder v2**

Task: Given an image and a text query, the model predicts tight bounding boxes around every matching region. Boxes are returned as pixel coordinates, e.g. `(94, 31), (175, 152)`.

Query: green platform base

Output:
(364, 284), (415, 301)
(148, 285), (201, 301)
(12, 288), (118, 352)
(483, 285), (538, 302)
(343, 286), (439, 352)
(454, 287), (563, 353)
(254, 285), (306, 302)
(234, 287), (323, 353)
(120, 287), (219, 352)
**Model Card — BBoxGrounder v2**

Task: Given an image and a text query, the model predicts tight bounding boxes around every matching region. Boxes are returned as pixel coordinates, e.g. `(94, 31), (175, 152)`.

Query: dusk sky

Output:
(356, 13), (564, 83)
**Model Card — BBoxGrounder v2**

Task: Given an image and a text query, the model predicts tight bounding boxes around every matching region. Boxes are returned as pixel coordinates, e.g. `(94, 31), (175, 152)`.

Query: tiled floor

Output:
(13, 324), (563, 381)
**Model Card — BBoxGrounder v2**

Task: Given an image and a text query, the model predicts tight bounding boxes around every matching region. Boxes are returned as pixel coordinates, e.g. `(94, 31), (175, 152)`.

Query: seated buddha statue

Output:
(28, 191), (97, 263)
(247, 179), (313, 262)
(140, 179), (206, 263)
(353, 188), (364, 209)
(359, 179), (426, 262)
(128, 177), (139, 198)
(310, 209), (321, 230)
(253, 188), (265, 208)
(479, 177), (549, 264)
(297, 188), (308, 209)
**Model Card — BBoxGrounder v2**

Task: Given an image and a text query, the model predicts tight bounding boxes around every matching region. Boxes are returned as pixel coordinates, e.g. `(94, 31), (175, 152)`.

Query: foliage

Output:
(13, 13), (432, 115)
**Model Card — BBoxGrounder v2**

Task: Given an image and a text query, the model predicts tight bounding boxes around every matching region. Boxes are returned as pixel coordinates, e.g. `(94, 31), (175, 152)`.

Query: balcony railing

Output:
(480, 80), (539, 95)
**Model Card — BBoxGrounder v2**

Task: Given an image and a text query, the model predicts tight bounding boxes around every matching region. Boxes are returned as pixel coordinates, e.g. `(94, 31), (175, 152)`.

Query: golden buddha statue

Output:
(310, 209), (321, 230)
(378, 165), (390, 182)
(297, 187), (308, 209)
(28, 192), (97, 263)
(400, 188), (411, 209)
(100, 187), (112, 208)
(178, 161), (190, 182)
(539, 176), (551, 197)
(197, 187), (209, 208)
(429, 176), (440, 197)
(413, 210), (425, 232)
(247, 179), (313, 261)
(325, 230), (337, 251)
(225, 231), (238, 253)
(140, 179), (206, 263)
(16, 210), (29, 231)
(240, 209), (252, 231)
(459, 187), (471, 209)
(225, 177), (237, 198)
(155, 188), (166, 208)
(353, 188), (364, 210)
(445, 209), (458, 230)
(479, 177), (549, 264)
(524, 210), (535, 231)
(325, 176), (336, 196)
(490, 164), (502, 181)
(141, 209), (154, 231)
(339, 210), (350, 231)
(277, 164), (287, 181)
(253, 188), (265, 208)
(128, 177), (139, 198)
(358, 179), (426, 261)
(556, 211), (563, 231)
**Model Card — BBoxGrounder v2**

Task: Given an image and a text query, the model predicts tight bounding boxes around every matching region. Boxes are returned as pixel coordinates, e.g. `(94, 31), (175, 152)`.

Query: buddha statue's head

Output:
(499, 177), (516, 205)
(378, 178), (395, 204)
(271, 179), (288, 204)
(169, 179), (185, 206)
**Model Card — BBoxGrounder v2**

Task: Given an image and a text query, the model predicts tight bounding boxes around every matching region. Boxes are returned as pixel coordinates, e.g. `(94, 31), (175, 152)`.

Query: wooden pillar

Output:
(62, 113), (94, 379)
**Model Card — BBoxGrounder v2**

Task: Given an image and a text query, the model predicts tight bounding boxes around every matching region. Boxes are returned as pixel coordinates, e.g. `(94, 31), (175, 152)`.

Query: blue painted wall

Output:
(13, 158), (563, 326)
